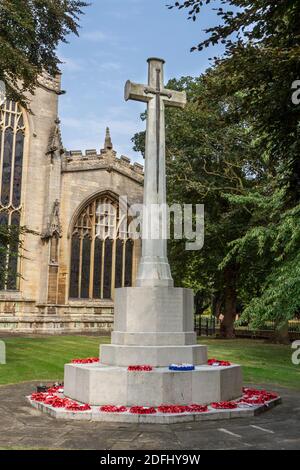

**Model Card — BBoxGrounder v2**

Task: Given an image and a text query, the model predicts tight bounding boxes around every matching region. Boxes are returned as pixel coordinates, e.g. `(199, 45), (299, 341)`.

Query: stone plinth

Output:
(100, 287), (207, 366)
(100, 344), (207, 367)
(64, 363), (243, 407)
(63, 286), (243, 409)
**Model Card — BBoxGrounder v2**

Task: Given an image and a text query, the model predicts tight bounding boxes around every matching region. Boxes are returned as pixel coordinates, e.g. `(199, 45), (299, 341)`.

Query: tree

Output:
(132, 75), (262, 338)
(0, 0), (88, 104)
(168, 0), (300, 341)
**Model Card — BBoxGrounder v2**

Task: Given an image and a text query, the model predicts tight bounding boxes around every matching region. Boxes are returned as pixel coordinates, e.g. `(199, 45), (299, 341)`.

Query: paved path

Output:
(0, 382), (299, 450)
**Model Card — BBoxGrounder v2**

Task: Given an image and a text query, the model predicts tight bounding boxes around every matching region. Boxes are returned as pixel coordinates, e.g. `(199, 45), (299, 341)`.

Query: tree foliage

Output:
(133, 75), (262, 337)
(166, 0), (300, 338)
(0, 0), (88, 104)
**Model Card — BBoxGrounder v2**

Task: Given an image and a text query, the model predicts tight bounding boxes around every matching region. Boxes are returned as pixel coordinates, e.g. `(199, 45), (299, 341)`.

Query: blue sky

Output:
(58, 0), (224, 163)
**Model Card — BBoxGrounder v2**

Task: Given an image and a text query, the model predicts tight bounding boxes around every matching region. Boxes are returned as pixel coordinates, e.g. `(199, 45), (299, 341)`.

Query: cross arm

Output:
(163, 89), (187, 109)
(125, 80), (150, 104)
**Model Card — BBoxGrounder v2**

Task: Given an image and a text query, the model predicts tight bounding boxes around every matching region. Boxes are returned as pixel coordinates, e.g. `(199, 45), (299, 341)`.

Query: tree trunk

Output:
(272, 321), (290, 344)
(211, 293), (222, 318)
(220, 265), (237, 339)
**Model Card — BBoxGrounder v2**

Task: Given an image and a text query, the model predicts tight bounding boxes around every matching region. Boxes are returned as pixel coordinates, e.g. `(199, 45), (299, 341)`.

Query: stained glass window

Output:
(69, 233), (80, 298)
(69, 195), (134, 300)
(115, 239), (124, 289)
(0, 101), (25, 290)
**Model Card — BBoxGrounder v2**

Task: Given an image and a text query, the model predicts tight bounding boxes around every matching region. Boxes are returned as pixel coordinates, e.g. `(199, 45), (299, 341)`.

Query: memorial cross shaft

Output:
(125, 58), (186, 287)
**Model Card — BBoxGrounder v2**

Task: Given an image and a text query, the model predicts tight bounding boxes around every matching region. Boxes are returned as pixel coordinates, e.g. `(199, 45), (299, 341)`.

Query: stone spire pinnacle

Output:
(104, 127), (113, 150)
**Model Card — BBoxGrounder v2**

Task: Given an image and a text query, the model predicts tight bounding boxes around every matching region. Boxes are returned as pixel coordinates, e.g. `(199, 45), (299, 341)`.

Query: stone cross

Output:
(125, 58), (186, 287)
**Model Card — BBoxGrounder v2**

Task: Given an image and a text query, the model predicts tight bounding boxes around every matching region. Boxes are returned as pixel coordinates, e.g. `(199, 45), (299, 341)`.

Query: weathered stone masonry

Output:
(0, 75), (143, 334)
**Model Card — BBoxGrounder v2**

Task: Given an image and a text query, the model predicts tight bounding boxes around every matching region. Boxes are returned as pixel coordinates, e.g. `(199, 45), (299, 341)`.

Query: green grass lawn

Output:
(0, 335), (299, 389)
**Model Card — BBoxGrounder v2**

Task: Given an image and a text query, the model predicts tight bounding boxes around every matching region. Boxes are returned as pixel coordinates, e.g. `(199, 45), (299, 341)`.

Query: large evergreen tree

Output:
(168, 0), (300, 341)
(133, 75), (263, 338)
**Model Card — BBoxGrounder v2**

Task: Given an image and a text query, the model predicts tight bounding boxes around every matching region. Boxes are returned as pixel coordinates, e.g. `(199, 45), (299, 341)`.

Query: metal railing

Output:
(194, 316), (300, 340)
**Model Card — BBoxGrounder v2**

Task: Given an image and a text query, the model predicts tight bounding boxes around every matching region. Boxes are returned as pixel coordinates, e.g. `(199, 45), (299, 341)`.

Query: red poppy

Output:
(207, 358), (232, 366)
(30, 392), (48, 402)
(157, 405), (188, 414)
(186, 404), (209, 413)
(65, 402), (91, 412)
(130, 406), (157, 414)
(127, 365), (153, 372)
(239, 388), (278, 405)
(71, 357), (99, 364)
(100, 405), (128, 413)
(210, 401), (238, 409)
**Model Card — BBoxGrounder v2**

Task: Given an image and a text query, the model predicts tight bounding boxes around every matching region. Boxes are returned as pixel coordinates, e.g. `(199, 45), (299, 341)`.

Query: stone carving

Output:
(42, 199), (62, 240)
(47, 118), (64, 158)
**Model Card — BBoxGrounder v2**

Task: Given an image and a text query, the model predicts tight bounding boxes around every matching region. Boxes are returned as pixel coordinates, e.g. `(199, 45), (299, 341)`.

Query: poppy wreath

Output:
(187, 404), (209, 413)
(157, 404), (208, 414)
(100, 405), (128, 413)
(210, 401), (238, 409)
(30, 392), (91, 412)
(71, 357), (99, 364)
(130, 406), (157, 414)
(30, 392), (49, 402)
(47, 385), (64, 394)
(157, 405), (188, 414)
(168, 364), (195, 371)
(207, 358), (232, 367)
(239, 388), (278, 406)
(65, 402), (91, 412)
(127, 365), (153, 371)
(43, 396), (71, 408)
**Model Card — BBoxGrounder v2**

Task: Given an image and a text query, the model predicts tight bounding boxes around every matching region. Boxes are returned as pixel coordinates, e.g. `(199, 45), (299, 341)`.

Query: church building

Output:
(0, 74), (143, 333)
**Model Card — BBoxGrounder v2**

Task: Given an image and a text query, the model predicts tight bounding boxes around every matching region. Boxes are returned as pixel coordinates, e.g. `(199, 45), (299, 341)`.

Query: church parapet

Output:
(85, 149), (97, 157)
(69, 150), (83, 158)
(133, 162), (144, 174)
(37, 72), (62, 95)
(62, 146), (144, 183)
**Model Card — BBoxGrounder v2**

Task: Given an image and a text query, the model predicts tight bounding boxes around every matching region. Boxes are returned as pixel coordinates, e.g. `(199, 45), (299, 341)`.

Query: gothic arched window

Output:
(0, 101), (25, 290)
(69, 195), (134, 300)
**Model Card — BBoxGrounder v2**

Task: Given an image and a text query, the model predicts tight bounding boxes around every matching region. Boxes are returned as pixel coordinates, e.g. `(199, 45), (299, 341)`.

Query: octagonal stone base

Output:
(28, 395), (282, 424)
(64, 363), (243, 407)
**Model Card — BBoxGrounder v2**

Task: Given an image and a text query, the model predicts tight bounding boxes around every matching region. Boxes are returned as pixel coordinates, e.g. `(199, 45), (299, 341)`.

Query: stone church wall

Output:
(0, 75), (144, 334)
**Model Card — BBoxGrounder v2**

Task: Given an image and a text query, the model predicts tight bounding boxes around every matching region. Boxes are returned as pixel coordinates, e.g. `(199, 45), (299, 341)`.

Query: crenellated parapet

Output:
(37, 72), (62, 94)
(62, 128), (144, 183)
